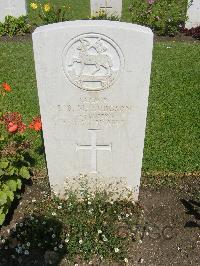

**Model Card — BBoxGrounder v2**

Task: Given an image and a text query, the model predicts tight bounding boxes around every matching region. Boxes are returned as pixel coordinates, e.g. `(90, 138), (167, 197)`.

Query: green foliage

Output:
(0, 16), (31, 37)
(30, 2), (72, 26)
(90, 9), (120, 21)
(28, 0), (90, 24)
(6, 175), (140, 263)
(129, 0), (188, 36)
(0, 124), (32, 226)
(143, 42), (200, 173)
(0, 41), (200, 174)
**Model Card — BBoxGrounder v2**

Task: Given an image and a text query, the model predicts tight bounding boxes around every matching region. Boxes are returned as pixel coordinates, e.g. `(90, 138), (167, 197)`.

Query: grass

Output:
(143, 42), (200, 173)
(0, 40), (199, 174)
(26, 0), (188, 25)
(27, 0), (90, 24)
(26, 0), (133, 24)
(0, 2), (198, 263)
(0, 41), (44, 167)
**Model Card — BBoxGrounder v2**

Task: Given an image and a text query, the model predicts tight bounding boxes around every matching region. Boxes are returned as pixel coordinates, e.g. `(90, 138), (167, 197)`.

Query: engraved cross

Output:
(76, 129), (112, 173)
(100, 0), (112, 10)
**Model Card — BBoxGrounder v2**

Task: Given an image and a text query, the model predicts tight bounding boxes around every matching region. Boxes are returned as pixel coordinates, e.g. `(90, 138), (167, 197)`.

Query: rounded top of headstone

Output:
(33, 20), (153, 36)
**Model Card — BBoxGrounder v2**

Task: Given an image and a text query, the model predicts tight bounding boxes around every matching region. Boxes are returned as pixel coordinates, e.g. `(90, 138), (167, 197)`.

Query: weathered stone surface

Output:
(90, 0), (122, 18)
(32, 21), (153, 201)
(0, 0), (27, 22)
(185, 0), (200, 29)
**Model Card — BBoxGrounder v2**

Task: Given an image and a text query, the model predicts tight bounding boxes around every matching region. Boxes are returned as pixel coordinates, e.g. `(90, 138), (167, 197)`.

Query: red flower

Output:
(2, 82), (12, 92)
(18, 123), (26, 133)
(1, 112), (26, 134)
(29, 116), (42, 131)
(8, 122), (18, 133)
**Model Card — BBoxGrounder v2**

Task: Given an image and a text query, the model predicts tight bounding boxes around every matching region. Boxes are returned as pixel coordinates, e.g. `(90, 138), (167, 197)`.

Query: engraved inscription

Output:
(56, 97), (133, 128)
(76, 129), (112, 173)
(62, 33), (124, 91)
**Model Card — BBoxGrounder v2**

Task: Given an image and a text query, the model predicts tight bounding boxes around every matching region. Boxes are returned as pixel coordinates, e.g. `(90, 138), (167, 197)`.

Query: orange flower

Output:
(1, 112), (26, 134)
(29, 116), (42, 131)
(2, 82), (12, 92)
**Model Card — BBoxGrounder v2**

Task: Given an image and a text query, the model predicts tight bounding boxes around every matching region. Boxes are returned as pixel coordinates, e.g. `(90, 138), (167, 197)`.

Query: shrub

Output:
(129, 0), (188, 36)
(183, 26), (200, 40)
(30, 2), (71, 25)
(0, 82), (41, 226)
(0, 114), (32, 225)
(0, 16), (31, 37)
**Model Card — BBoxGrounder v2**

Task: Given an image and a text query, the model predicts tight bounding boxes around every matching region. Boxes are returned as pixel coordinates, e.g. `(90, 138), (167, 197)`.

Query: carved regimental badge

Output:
(62, 33), (124, 91)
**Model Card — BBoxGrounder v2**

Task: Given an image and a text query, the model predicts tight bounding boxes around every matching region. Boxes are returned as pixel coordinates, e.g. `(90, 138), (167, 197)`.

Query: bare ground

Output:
(0, 174), (199, 265)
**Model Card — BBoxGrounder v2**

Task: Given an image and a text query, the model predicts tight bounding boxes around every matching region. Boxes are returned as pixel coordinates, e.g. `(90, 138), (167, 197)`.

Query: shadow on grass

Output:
(0, 215), (65, 265)
(180, 199), (200, 228)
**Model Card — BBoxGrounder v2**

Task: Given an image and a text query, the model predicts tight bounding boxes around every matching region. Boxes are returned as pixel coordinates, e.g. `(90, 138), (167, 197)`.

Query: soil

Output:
(0, 28), (199, 266)
(129, 179), (200, 266)
(0, 34), (32, 43)
(154, 32), (198, 43)
(0, 174), (199, 266)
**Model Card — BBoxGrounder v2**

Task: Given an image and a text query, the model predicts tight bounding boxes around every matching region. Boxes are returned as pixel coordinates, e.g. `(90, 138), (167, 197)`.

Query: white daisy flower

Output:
(124, 258), (128, 263)
(24, 250), (29, 255)
(114, 247), (119, 253)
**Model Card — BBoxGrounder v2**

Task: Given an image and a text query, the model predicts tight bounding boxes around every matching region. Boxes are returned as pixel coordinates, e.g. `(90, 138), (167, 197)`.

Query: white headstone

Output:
(32, 21), (153, 201)
(185, 0), (200, 29)
(0, 0), (27, 22)
(90, 0), (122, 18)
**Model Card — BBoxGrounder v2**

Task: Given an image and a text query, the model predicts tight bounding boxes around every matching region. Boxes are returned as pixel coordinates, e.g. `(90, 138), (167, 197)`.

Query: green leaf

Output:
(6, 190), (14, 202)
(19, 166), (30, 179)
(0, 135), (5, 141)
(0, 169), (4, 176)
(5, 166), (16, 176)
(16, 179), (22, 190)
(6, 180), (17, 192)
(0, 212), (6, 225)
(0, 191), (7, 205)
(0, 160), (9, 169)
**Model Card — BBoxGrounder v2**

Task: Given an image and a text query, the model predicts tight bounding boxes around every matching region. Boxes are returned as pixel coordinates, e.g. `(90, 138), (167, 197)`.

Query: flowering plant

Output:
(30, 1), (71, 25)
(129, 0), (188, 36)
(0, 82), (42, 225)
(0, 15), (31, 37)
(90, 9), (120, 21)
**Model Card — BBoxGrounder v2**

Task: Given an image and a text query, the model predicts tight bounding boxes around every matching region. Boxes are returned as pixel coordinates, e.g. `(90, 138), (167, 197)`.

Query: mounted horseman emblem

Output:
(62, 33), (124, 91)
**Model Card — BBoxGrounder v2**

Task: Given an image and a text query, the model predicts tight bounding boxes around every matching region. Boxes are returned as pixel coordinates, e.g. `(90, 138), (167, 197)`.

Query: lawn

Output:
(27, 0), (133, 23)
(144, 41), (200, 173)
(0, 40), (199, 174)
(0, 2), (199, 264)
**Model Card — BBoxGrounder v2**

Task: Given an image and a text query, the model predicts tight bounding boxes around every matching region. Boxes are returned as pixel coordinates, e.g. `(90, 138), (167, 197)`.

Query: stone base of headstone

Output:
(57, 174), (139, 202)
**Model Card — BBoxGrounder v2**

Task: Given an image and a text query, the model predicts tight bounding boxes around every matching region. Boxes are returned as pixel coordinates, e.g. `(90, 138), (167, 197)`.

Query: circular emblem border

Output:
(62, 32), (125, 91)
